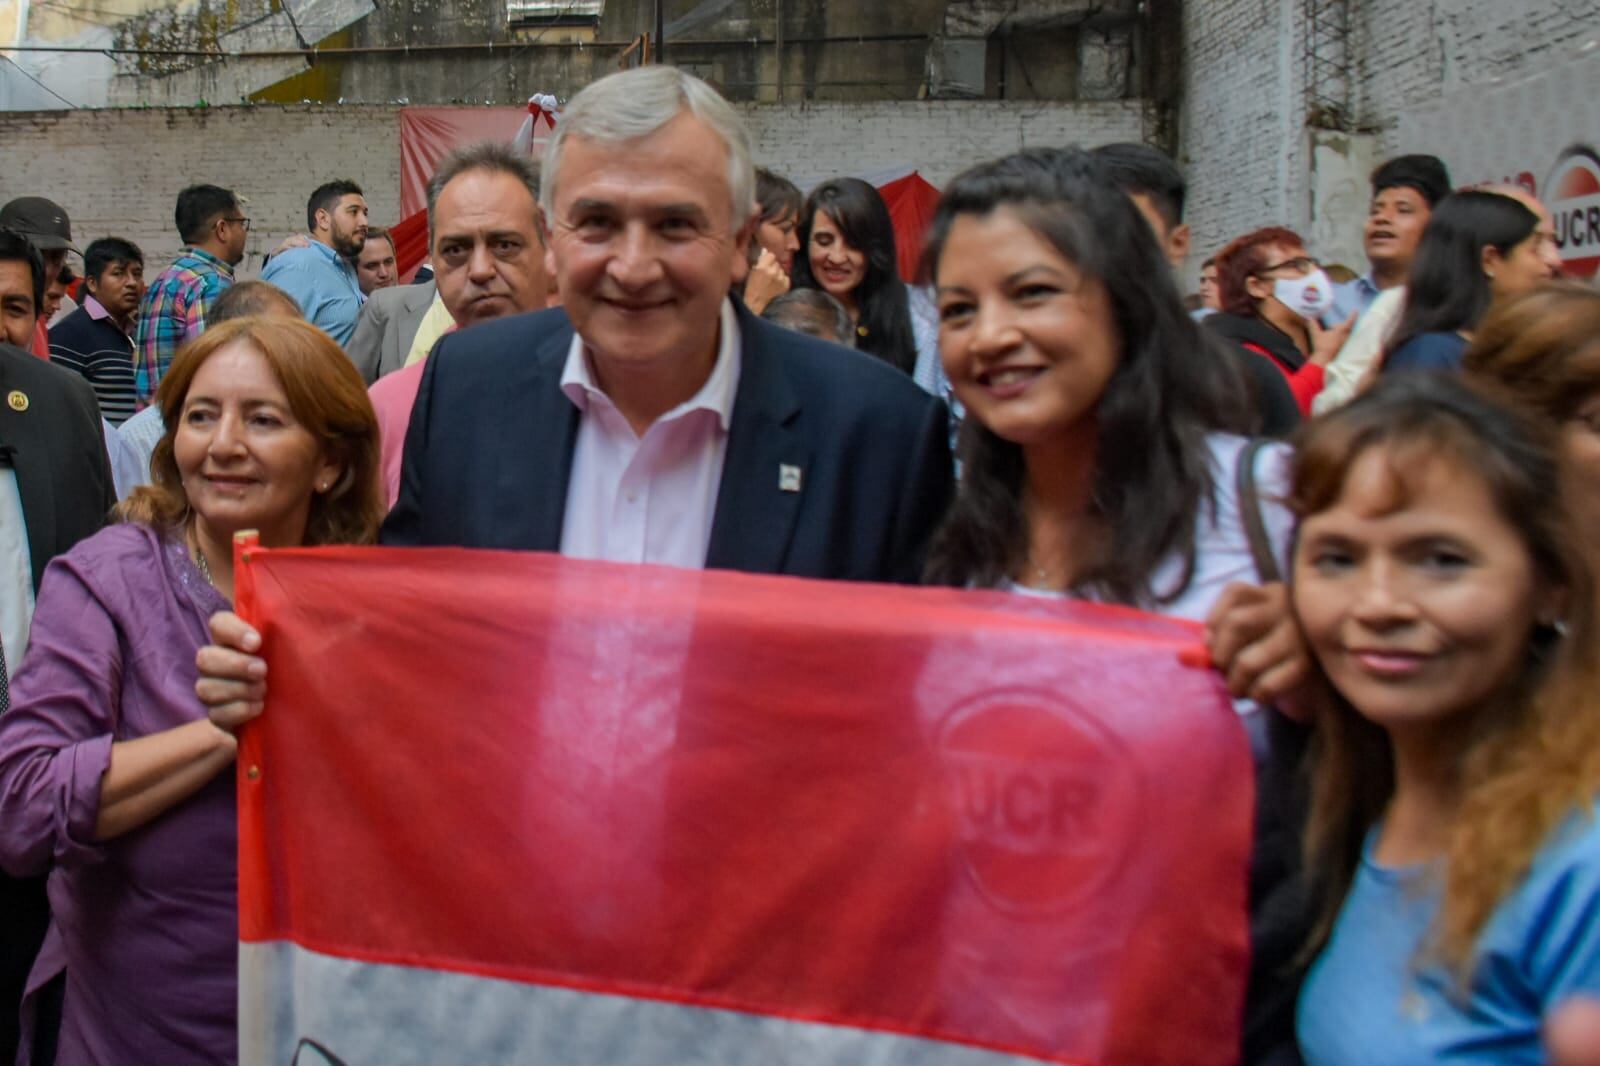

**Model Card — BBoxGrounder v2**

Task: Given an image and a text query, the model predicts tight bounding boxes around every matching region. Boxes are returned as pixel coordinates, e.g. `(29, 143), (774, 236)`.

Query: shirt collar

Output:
(82, 293), (131, 333)
(182, 245), (235, 278)
(560, 298), (742, 432)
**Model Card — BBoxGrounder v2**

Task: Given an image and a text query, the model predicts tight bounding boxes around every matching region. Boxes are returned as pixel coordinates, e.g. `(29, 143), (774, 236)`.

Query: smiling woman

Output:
(1289, 373), (1600, 1064)
(792, 177), (917, 373)
(0, 316), (383, 1065)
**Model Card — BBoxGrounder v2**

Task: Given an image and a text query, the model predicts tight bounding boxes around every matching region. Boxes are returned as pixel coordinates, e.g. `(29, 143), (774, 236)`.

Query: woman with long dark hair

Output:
(923, 147), (1322, 1064)
(1289, 373), (1600, 1061)
(923, 148), (1267, 614)
(1382, 189), (1558, 374)
(792, 177), (918, 373)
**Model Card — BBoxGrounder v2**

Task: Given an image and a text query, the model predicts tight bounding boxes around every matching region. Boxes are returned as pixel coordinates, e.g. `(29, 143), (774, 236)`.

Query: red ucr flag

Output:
(234, 545), (1252, 1065)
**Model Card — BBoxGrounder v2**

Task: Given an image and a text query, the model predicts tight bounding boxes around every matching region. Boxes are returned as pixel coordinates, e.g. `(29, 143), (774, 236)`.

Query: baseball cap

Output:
(0, 197), (76, 253)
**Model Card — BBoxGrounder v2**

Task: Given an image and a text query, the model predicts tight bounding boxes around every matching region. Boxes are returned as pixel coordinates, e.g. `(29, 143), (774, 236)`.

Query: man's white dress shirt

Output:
(558, 299), (741, 569)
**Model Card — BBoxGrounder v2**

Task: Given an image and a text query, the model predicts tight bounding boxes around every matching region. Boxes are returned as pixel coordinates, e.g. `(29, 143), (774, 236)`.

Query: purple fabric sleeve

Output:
(0, 559), (119, 876)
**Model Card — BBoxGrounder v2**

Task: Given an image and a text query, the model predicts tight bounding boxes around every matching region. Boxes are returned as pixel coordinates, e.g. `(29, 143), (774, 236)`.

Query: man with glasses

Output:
(132, 184), (249, 406)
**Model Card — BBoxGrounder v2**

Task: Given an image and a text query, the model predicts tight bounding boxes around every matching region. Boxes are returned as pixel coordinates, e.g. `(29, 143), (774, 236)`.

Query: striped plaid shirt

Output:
(133, 247), (234, 406)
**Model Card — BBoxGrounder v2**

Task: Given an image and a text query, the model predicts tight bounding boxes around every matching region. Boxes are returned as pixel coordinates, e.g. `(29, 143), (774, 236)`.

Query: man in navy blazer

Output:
(194, 65), (952, 722)
(383, 65), (951, 582)
(383, 299), (949, 582)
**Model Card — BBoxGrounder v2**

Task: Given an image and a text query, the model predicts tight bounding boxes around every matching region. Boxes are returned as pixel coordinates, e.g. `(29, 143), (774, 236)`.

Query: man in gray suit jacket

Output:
(345, 277), (436, 383)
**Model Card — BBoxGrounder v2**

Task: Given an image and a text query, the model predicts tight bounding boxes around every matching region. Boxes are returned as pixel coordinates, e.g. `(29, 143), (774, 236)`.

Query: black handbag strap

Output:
(1234, 437), (1283, 585)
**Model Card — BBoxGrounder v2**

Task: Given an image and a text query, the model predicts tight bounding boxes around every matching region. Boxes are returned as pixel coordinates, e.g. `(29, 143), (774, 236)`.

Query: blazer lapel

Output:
(491, 318), (580, 551)
(705, 311), (808, 575)
(0, 356), (58, 590)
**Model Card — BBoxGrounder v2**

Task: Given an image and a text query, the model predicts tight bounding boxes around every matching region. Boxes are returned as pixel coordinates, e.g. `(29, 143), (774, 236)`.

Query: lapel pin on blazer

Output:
(6, 390), (27, 412)
(778, 464), (802, 493)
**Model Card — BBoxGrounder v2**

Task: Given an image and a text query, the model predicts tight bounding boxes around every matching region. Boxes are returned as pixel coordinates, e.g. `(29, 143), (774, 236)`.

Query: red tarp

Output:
(879, 172), (943, 282)
(235, 543), (1252, 1065)
(396, 107), (941, 284)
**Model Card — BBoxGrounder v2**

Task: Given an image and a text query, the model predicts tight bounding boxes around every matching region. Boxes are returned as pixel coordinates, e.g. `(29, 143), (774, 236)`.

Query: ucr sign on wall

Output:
(1399, 45), (1600, 279)
(1548, 146), (1600, 279)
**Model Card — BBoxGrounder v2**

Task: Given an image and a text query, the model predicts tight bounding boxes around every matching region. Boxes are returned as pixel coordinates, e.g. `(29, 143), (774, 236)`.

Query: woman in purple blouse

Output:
(0, 316), (383, 1064)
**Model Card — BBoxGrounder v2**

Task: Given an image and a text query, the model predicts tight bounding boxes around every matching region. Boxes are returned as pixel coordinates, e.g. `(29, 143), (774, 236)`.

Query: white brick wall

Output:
(1181, 0), (1599, 276)
(739, 100), (1147, 190)
(0, 106), (403, 276)
(0, 99), (1144, 276)
(1180, 0), (1307, 270)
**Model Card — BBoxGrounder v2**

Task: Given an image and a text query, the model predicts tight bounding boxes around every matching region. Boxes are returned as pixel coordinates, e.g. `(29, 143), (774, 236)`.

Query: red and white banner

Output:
(234, 545), (1252, 1065)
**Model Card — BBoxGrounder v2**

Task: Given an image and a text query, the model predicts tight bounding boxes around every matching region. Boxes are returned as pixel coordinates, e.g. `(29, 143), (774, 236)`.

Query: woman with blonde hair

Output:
(1463, 281), (1600, 535)
(0, 316), (382, 1064)
(1289, 373), (1600, 1062)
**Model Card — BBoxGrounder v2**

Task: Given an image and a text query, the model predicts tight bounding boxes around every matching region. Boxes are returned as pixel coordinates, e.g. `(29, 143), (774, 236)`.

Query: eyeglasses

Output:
(1254, 255), (1319, 276)
(224, 217), (252, 231)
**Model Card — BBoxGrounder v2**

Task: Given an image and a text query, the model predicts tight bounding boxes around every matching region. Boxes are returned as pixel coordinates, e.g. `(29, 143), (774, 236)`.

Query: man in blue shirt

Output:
(262, 180), (369, 346)
(1329, 155), (1451, 323)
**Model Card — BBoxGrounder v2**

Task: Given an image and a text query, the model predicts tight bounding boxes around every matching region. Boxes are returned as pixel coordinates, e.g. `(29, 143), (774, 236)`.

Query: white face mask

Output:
(1272, 268), (1336, 321)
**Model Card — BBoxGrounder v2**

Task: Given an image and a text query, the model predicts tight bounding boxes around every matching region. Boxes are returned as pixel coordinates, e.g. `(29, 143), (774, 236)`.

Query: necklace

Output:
(189, 530), (215, 588)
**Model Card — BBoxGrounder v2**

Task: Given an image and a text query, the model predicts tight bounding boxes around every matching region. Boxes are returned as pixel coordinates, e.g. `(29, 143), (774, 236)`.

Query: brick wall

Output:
(741, 100), (1147, 190)
(1180, 0), (1597, 278)
(0, 106), (403, 275)
(0, 99), (1144, 275)
(1179, 0), (1306, 269)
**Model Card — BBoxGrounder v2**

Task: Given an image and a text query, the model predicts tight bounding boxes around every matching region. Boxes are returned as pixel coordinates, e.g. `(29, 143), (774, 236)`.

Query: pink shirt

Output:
(558, 300), (741, 569)
(370, 360), (427, 509)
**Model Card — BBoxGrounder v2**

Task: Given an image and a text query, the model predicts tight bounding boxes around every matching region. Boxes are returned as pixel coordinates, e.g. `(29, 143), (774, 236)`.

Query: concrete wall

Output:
(0, 97), (1143, 273)
(1180, 0), (1600, 278)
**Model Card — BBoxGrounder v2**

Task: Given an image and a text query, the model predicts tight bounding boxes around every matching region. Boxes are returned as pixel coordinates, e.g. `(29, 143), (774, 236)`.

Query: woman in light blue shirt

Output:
(1289, 374), (1600, 1064)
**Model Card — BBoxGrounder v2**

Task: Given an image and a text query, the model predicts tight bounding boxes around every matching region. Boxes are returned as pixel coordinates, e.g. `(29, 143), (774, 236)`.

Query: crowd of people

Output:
(0, 62), (1598, 1065)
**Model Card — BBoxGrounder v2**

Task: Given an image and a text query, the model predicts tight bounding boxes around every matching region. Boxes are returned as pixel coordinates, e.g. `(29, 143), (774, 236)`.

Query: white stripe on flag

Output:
(240, 942), (1061, 1066)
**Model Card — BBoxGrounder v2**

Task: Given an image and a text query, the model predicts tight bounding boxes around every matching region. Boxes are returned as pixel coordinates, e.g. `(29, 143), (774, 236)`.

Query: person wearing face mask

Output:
(1382, 188), (1562, 376)
(1205, 227), (1355, 415)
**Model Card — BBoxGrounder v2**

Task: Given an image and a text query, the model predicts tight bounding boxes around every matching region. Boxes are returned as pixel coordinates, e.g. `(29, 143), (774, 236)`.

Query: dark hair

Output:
(55, 263), (75, 285)
(1384, 191), (1540, 364)
(209, 279), (302, 323)
(175, 185), (240, 245)
(83, 237), (143, 283)
(754, 167), (802, 224)
(920, 147), (1250, 604)
(119, 317), (384, 546)
(425, 143), (540, 248)
(363, 226), (394, 251)
(1370, 154), (1452, 208)
(792, 177), (916, 373)
(1091, 142), (1187, 230)
(0, 229), (45, 314)
(761, 288), (855, 347)
(1289, 372), (1600, 972)
(1215, 226), (1305, 317)
(307, 180), (364, 232)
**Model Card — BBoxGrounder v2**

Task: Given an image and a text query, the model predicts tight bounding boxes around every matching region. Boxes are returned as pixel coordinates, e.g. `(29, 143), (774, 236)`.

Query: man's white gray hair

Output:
(540, 66), (756, 227)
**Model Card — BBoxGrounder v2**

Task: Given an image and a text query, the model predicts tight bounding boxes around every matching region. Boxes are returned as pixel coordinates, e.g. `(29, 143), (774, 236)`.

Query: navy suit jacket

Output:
(382, 301), (952, 583)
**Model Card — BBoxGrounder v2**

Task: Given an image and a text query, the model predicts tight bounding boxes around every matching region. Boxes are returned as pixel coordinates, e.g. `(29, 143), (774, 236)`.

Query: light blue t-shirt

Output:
(1329, 275), (1380, 324)
(1298, 805), (1600, 1064)
(260, 240), (364, 346)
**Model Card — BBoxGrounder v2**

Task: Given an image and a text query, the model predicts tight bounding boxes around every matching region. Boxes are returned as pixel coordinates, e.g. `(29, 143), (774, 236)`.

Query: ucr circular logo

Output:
(937, 688), (1143, 916)
(1548, 145), (1600, 279)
